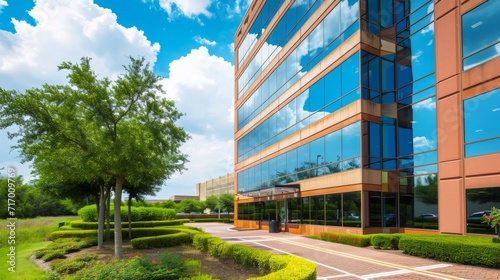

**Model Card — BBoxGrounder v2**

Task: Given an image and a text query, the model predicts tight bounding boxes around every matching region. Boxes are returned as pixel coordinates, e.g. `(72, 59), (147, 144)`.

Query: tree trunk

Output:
(114, 174), (125, 258)
(105, 185), (111, 241)
(128, 194), (132, 239)
(98, 185), (105, 249)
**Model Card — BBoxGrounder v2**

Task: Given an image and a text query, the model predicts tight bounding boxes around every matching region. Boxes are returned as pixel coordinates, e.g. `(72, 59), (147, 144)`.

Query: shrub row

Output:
(370, 234), (404, 250)
(50, 226), (198, 240)
(131, 232), (191, 249)
(192, 234), (316, 279)
(319, 232), (371, 247)
(35, 237), (97, 262)
(50, 253), (99, 275)
(78, 205), (177, 222)
(189, 218), (233, 223)
(399, 235), (500, 268)
(69, 219), (189, 229)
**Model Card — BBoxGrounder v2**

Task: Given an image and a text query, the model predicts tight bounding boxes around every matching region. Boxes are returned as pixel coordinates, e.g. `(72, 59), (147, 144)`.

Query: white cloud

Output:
(413, 136), (434, 150)
(194, 35), (216, 46)
(155, 46), (234, 198)
(160, 134), (234, 197)
(160, 46), (234, 135)
(159, 0), (212, 19)
(0, 0), (160, 91)
(0, 0), (7, 14)
(413, 98), (436, 110)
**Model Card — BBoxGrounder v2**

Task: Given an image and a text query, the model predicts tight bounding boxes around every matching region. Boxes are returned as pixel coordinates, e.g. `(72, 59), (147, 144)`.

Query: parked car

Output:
(419, 213), (438, 219)
(346, 213), (360, 220)
(467, 211), (490, 224)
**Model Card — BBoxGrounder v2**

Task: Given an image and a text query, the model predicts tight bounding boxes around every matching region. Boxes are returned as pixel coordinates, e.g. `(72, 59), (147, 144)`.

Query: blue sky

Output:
(0, 0), (248, 199)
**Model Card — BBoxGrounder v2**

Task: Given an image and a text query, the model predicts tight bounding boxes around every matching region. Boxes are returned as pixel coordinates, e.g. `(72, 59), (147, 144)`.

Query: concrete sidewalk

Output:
(188, 223), (500, 280)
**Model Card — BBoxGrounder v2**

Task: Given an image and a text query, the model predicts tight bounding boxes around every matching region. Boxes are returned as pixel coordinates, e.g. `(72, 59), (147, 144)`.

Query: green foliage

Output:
(399, 235), (500, 268)
(204, 194), (235, 213)
(70, 219), (186, 229)
(77, 204), (177, 222)
(131, 232), (191, 249)
(250, 255), (316, 280)
(75, 252), (188, 280)
(177, 199), (204, 213)
(0, 177), (76, 219)
(49, 230), (98, 240)
(35, 237), (97, 261)
(192, 233), (315, 279)
(49, 253), (99, 275)
(180, 273), (214, 280)
(371, 234), (403, 250)
(188, 218), (234, 223)
(319, 232), (371, 247)
(481, 207), (500, 233)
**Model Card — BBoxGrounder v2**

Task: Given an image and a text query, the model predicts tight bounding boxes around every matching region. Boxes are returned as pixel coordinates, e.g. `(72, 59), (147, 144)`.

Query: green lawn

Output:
(0, 242), (51, 280)
(0, 216), (80, 280)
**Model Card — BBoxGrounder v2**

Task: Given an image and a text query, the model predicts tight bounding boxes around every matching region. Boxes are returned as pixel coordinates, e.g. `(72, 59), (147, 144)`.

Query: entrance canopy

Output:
(239, 184), (300, 198)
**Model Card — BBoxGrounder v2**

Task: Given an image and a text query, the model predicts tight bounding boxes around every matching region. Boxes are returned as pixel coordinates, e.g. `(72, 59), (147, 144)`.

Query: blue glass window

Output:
(237, 122), (361, 192)
(464, 88), (500, 157)
(462, 0), (500, 70)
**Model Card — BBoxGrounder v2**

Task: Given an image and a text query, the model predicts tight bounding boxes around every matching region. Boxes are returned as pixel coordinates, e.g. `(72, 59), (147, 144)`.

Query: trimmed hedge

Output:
(193, 233), (315, 279)
(250, 255), (316, 280)
(78, 204), (177, 222)
(371, 234), (403, 250)
(399, 235), (500, 268)
(49, 230), (98, 240)
(35, 237), (97, 262)
(319, 232), (371, 247)
(189, 218), (234, 223)
(131, 232), (191, 249)
(69, 219), (189, 229)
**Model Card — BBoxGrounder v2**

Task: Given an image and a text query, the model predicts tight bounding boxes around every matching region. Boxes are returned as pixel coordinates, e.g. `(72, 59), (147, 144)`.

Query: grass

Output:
(0, 242), (51, 280)
(0, 216), (80, 245)
(0, 216), (80, 280)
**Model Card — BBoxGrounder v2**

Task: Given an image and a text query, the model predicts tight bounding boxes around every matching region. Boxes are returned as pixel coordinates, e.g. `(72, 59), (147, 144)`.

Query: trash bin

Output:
(269, 220), (276, 233)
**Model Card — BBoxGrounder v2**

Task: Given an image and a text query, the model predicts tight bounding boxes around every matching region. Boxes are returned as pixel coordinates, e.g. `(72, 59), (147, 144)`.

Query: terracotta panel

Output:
(435, 0), (457, 20)
(465, 174), (500, 188)
(463, 76), (500, 99)
(437, 94), (462, 161)
(435, 10), (459, 82)
(461, 0), (488, 14)
(462, 57), (500, 90)
(464, 153), (500, 177)
(439, 160), (463, 180)
(436, 75), (459, 100)
(438, 179), (465, 234)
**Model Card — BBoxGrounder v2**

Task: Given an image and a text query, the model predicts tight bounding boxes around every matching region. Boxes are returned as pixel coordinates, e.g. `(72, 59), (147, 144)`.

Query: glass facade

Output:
(464, 88), (500, 157)
(235, 0), (499, 235)
(237, 53), (360, 161)
(462, 0), (500, 70)
(238, 191), (361, 228)
(238, 0), (359, 129)
(238, 122), (361, 193)
(466, 187), (500, 234)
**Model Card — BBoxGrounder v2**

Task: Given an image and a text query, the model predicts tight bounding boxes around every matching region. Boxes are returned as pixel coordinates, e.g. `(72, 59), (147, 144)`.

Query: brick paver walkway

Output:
(189, 223), (500, 280)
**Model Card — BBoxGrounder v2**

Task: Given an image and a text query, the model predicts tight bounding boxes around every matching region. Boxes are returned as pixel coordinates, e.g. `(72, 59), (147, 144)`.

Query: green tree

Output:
(177, 199), (203, 213)
(0, 57), (189, 258)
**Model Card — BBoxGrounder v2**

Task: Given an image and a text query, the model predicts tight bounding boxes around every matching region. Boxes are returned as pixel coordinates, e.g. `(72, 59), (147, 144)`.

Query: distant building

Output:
(196, 173), (234, 201)
(169, 195), (199, 203)
(233, 0), (500, 236)
(144, 199), (169, 204)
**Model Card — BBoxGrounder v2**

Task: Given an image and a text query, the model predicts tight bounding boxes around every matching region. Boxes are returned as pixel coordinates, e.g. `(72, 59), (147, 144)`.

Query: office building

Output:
(196, 173), (234, 201)
(233, 0), (500, 235)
